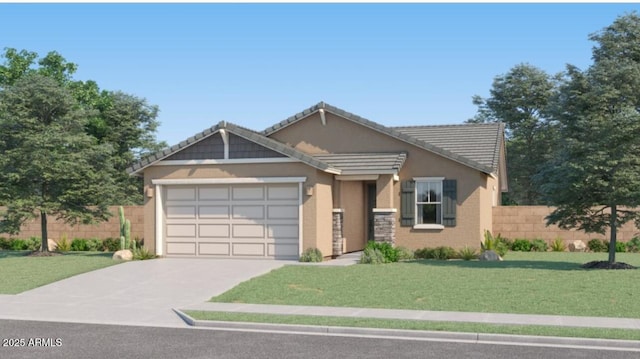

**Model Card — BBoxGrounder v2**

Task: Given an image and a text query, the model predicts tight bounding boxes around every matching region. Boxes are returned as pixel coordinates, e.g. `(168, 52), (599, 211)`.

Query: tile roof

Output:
(312, 152), (407, 175)
(127, 121), (341, 175)
(263, 102), (501, 174)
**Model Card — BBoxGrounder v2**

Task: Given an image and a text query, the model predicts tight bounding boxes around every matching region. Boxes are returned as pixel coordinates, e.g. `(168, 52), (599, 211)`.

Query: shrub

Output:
(550, 238), (566, 252)
(482, 231), (509, 257)
(431, 246), (456, 260)
(458, 246), (478, 261)
(530, 239), (548, 252)
(70, 238), (89, 251)
(511, 239), (532, 252)
(627, 237), (640, 253)
(396, 246), (415, 261)
(587, 239), (607, 252)
(102, 237), (121, 252)
(0, 237), (10, 250)
(84, 238), (102, 251)
(56, 235), (71, 252)
(26, 237), (41, 251)
(414, 247), (434, 259)
(615, 241), (627, 253)
(360, 247), (386, 264)
(10, 239), (28, 250)
(133, 247), (156, 260)
(299, 247), (323, 262)
(365, 241), (399, 263)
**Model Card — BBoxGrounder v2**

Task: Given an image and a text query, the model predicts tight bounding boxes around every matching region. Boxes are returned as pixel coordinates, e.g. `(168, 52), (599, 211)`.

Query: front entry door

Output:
(367, 183), (376, 241)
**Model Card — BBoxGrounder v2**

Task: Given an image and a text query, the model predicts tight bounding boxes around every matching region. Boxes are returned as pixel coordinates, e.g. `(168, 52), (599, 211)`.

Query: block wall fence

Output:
(0, 206), (145, 242)
(2, 206), (638, 244)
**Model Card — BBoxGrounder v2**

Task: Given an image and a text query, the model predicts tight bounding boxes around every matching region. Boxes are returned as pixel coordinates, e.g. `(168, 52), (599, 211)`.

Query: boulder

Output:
(47, 239), (58, 252)
(479, 250), (503, 261)
(568, 240), (587, 252)
(112, 249), (133, 261)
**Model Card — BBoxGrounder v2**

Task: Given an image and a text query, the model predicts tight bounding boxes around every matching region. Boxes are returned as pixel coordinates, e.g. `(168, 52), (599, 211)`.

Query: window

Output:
(414, 178), (443, 228)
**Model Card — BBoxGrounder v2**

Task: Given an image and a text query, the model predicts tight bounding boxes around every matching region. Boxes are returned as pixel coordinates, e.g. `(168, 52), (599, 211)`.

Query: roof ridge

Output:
(392, 122), (503, 129)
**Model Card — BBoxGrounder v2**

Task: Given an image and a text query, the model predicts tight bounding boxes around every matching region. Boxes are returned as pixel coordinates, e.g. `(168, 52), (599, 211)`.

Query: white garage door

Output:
(164, 183), (300, 259)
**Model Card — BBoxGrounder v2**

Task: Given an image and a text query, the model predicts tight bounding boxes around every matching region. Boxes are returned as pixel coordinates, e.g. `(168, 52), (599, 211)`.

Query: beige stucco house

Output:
(128, 102), (507, 260)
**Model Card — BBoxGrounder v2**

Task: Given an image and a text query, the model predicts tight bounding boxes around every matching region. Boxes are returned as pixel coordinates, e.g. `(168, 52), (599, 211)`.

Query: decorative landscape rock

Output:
(47, 239), (57, 251)
(112, 249), (133, 261)
(478, 250), (503, 261)
(568, 240), (587, 252)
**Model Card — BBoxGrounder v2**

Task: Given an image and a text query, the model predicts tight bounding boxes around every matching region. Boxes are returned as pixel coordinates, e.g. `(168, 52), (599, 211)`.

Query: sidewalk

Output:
(182, 302), (640, 330)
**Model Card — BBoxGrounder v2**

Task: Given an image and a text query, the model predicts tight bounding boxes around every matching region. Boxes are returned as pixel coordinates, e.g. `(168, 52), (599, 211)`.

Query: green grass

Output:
(0, 251), (123, 294)
(184, 310), (640, 341)
(212, 252), (640, 318)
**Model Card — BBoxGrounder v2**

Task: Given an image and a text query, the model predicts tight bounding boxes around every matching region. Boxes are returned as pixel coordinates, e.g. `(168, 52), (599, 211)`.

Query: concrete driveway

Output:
(0, 258), (289, 327)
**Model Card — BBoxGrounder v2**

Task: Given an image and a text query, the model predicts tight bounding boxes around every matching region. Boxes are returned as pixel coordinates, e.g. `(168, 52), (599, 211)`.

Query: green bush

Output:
(511, 239), (532, 252)
(0, 237), (10, 250)
(431, 246), (456, 260)
(26, 237), (41, 251)
(365, 241), (399, 263)
(626, 237), (640, 253)
(10, 239), (28, 250)
(414, 247), (434, 259)
(396, 246), (415, 261)
(85, 238), (102, 251)
(588, 239), (607, 252)
(133, 247), (156, 260)
(56, 235), (71, 252)
(360, 247), (386, 264)
(102, 237), (121, 252)
(550, 238), (566, 252)
(458, 246), (478, 261)
(299, 247), (323, 262)
(482, 231), (509, 257)
(530, 239), (548, 252)
(615, 241), (627, 253)
(70, 238), (89, 251)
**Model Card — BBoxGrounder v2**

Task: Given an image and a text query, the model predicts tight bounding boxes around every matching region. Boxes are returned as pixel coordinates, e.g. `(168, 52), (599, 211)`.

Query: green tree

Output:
(539, 12), (640, 264)
(0, 47), (165, 204)
(469, 63), (557, 205)
(0, 74), (118, 252)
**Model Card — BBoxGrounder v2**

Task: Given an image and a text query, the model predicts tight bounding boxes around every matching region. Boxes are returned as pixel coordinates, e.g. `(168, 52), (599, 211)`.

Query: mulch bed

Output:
(581, 261), (637, 270)
(27, 251), (64, 257)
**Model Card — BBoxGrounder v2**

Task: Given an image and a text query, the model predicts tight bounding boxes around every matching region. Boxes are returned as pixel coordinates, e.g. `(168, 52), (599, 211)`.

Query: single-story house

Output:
(128, 102), (507, 260)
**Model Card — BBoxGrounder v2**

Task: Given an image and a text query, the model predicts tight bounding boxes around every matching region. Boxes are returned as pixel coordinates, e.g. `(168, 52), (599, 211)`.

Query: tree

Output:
(0, 47), (165, 204)
(0, 74), (118, 252)
(469, 63), (557, 205)
(539, 13), (640, 264)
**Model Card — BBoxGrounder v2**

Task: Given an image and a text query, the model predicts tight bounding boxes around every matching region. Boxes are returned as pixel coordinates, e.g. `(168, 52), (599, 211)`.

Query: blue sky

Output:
(1, 3), (639, 146)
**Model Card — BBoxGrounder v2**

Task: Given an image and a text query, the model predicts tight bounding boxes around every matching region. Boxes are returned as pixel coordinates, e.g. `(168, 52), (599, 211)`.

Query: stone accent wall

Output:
(493, 206), (639, 242)
(373, 210), (396, 244)
(0, 206), (145, 242)
(332, 209), (344, 257)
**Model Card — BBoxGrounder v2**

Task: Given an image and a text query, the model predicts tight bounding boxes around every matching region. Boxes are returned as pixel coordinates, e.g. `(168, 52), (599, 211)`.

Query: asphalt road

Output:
(0, 319), (637, 359)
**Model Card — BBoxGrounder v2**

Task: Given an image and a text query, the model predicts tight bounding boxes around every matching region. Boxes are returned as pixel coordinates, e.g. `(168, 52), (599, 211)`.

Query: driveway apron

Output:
(0, 258), (287, 327)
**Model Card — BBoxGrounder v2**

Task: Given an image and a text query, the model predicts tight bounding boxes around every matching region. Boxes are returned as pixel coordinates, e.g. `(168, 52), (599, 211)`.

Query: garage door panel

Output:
(199, 224), (230, 238)
(167, 242), (196, 255)
(199, 206), (229, 219)
(199, 187), (229, 200)
(267, 205), (298, 219)
(199, 242), (231, 255)
(233, 224), (265, 238)
(267, 243), (298, 257)
(233, 243), (266, 256)
(167, 187), (196, 201)
(232, 205), (264, 220)
(267, 224), (298, 239)
(167, 224), (196, 237)
(232, 186), (264, 200)
(167, 206), (196, 219)
(267, 185), (298, 200)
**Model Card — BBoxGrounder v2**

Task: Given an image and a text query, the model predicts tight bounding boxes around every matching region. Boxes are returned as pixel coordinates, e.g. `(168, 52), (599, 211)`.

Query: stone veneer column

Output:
(373, 208), (397, 244)
(332, 209), (344, 257)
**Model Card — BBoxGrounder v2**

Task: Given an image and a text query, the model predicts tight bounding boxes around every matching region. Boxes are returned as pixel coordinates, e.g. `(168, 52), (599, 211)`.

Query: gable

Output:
(165, 133), (285, 161)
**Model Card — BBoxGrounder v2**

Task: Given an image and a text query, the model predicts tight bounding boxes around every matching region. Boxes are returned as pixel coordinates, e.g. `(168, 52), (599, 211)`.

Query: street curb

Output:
(173, 309), (640, 352)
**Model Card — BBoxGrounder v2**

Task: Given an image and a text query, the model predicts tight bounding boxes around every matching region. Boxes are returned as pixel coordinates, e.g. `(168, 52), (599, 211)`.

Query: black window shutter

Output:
(442, 179), (457, 227)
(401, 180), (415, 226)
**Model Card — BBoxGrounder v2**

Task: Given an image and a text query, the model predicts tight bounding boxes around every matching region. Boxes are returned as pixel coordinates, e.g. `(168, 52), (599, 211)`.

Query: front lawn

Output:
(211, 252), (640, 318)
(0, 251), (122, 294)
